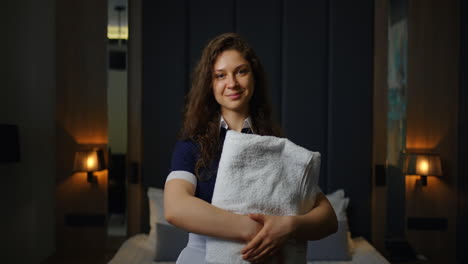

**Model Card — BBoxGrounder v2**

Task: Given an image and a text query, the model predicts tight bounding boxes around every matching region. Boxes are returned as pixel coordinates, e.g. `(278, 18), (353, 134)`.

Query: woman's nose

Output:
(226, 75), (238, 88)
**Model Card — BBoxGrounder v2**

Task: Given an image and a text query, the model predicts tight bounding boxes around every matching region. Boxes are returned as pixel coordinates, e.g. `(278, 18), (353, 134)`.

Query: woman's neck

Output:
(221, 110), (249, 132)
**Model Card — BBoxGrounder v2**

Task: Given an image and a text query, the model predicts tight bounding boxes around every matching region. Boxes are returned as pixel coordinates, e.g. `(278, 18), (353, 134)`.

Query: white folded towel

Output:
(206, 131), (321, 264)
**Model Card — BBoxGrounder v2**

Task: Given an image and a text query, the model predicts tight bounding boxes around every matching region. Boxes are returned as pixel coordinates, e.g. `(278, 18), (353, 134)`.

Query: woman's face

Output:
(212, 49), (254, 116)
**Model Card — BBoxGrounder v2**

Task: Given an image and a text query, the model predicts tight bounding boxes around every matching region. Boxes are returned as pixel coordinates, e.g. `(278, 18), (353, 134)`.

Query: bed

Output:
(109, 234), (388, 264)
(109, 188), (389, 264)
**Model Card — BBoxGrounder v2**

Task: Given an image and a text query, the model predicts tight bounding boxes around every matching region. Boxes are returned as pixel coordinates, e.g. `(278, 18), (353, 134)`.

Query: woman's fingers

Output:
(249, 243), (277, 263)
(242, 214), (292, 262)
(244, 237), (269, 260)
(242, 213), (266, 254)
(241, 230), (264, 255)
(249, 213), (265, 223)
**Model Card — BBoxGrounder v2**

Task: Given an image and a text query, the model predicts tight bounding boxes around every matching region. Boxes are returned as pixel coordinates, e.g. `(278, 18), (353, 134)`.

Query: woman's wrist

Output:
(239, 215), (262, 242)
(289, 215), (305, 240)
(287, 215), (298, 235)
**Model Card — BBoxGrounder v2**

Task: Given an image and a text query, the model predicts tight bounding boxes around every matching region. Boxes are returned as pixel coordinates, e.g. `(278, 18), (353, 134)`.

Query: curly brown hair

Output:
(180, 32), (281, 179)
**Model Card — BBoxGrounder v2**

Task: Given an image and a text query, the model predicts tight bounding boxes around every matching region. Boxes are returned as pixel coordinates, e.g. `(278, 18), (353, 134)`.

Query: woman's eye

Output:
(215, 73), (225, 79)
(238, 69), (249, 75)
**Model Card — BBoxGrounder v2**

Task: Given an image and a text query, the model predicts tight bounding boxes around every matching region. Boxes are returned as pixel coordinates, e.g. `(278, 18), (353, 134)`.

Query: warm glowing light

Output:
(107, 26), (128, 39)
(418, 159), (429, 175)
(87, 156), (96, 169)
(405, 153), (443, 187)
(74, 148), (105, 179)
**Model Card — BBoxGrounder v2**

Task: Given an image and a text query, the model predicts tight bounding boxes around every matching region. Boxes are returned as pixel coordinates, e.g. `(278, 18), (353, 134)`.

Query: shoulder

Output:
(170, 140), (199, 173)
(172, 140), (199, 157)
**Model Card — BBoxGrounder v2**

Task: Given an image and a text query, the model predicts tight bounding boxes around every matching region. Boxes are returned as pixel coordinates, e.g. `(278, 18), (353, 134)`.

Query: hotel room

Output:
(1, 0), (466, 263)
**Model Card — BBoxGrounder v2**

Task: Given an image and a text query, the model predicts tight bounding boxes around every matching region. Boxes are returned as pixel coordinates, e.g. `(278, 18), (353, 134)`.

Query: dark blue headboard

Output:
(141, 0), (373, 240)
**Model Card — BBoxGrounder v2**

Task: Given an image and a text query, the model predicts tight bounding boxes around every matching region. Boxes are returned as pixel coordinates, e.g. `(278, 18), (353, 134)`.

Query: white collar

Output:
(220, 116), (254, 133)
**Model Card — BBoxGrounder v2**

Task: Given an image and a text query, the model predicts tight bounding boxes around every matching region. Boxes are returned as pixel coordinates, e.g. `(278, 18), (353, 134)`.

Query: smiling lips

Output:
(226, 91), (243, 100)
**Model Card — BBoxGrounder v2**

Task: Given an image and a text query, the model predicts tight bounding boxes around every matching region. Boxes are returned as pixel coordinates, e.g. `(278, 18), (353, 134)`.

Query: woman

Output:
(164, 32), (337, 263)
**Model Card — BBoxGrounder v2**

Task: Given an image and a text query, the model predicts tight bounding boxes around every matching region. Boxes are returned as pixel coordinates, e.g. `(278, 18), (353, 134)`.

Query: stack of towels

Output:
(206, 131), (321, 264)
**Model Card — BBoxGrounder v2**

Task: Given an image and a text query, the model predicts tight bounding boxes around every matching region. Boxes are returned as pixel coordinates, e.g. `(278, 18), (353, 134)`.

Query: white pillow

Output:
(326, 189), (349, 221)
(147, 187), (168, 246)
(306, 189), (354, 260)
(147, 187), (167, 225)
(307, 220), (351, 260)
(327, 189), (354, 254)
(154, 223), (188, 261)
(147, 187), (190, 261)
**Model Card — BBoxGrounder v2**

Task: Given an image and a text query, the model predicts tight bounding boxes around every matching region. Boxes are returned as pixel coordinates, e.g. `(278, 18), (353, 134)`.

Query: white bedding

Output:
(108, 234), (389, 264)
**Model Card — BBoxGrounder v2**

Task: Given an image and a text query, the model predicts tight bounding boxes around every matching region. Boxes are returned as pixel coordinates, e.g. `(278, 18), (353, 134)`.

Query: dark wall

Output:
(1, 0), (55, 261)
(458, 0), (468, 261)
(326, 1), (373, 240)
(142, 0), (373, 239)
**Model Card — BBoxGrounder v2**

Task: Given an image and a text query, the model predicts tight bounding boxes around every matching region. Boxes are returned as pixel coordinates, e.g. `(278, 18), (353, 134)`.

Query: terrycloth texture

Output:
(206, 131), (321, 264)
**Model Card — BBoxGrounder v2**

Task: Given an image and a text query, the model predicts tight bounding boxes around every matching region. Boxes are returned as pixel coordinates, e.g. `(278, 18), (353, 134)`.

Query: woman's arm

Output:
(291, 192), (338, 240)
(164, 179), (261, 242)
(241, 192), (338, 262)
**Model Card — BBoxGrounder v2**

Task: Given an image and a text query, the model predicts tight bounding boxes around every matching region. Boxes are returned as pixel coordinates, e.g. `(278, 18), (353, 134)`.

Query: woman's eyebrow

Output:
(214, 64), (249, 72)
(235, 64), (249, 70)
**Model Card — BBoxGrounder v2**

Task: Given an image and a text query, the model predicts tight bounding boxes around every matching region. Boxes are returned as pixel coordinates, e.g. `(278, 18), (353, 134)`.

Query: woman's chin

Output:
(221, 104), (249, 115)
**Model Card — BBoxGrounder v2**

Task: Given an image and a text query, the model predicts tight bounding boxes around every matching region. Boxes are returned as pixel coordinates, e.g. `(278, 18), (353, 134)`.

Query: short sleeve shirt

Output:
(169, 126), (252, 203)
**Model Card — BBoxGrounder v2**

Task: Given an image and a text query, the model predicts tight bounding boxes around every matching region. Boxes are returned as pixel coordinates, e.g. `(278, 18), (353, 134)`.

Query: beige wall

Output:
(373, 0), (459, 261)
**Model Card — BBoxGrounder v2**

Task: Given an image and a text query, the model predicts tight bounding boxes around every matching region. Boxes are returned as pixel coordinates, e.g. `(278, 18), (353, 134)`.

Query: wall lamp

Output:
(404, 153), (442, 186)
(73, 148), (106, 183)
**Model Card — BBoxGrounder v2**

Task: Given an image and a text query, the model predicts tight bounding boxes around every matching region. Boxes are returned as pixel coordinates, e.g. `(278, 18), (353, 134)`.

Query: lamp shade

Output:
(73, 148), (105, 172)
(404, 153), (442, 177)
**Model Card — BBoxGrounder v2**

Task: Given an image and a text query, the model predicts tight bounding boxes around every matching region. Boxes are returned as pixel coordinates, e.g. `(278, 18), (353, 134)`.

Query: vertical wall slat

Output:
(282, 0), (329, 189)
(142, 0), (187, 187)
(237, 0), (283, 123)
(188, 0), (235, 74)
(327, 0), (374, 239)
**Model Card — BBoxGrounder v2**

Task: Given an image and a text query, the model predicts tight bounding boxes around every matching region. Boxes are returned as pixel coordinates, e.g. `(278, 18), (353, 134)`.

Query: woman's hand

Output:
(241, 214), (264, 242)
(241, 214), (296, 263)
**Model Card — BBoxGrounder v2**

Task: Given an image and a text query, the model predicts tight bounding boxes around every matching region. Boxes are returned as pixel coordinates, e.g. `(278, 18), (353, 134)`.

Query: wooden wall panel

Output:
(127, 0), (145, 236)
(372, 0), (389, 253)
(458, 0), (468, 260)
(55, 0), (108, 252)
(406, 0), (459, 262)
(372, 0), (460, 259)
(405, 0), (459, 261)
(56, 0), (108, 146)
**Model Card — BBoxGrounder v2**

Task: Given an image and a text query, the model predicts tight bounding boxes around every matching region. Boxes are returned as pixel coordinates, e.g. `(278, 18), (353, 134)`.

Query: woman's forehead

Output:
(213, 50), (249, 70)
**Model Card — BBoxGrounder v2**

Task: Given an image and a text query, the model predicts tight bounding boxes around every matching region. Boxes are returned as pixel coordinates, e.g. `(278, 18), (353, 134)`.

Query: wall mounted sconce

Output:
(73, 148), (106, 183)
(404, 153), (442, 186)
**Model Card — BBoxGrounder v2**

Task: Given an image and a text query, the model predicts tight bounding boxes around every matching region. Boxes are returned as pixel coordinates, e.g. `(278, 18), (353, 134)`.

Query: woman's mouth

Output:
(226, 92), (242, 100)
